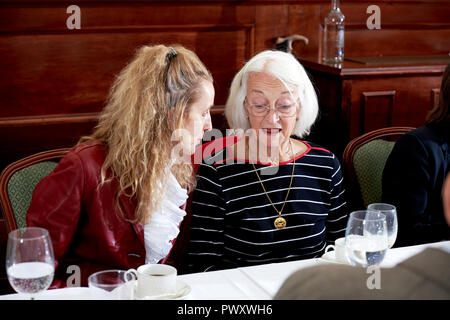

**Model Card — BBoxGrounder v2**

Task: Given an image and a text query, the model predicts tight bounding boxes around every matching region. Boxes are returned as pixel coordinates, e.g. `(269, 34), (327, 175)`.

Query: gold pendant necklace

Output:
(251, 139), (295, 230)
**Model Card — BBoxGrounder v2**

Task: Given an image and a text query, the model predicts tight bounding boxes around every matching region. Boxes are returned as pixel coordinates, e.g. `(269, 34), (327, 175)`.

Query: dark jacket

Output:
(26, 141), (184, 287)
(382, 123), (450, 247)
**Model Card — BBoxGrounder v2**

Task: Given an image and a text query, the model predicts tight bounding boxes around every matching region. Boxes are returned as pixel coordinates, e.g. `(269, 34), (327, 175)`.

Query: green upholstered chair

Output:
(0, 148), (69, 231)
(342, 127), (415, 210)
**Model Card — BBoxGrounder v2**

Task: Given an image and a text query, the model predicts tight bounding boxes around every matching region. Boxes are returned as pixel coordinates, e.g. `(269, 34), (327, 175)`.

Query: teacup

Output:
(324, 237), (348, 264)
(125, 264), (177, 298)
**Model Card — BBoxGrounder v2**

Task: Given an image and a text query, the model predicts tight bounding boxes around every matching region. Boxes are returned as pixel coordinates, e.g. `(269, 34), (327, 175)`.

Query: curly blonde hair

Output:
(80, 44), (212, 224)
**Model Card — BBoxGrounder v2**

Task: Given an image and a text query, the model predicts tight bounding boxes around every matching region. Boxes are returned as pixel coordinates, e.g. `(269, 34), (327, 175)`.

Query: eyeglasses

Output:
(245, 98), (298, 118)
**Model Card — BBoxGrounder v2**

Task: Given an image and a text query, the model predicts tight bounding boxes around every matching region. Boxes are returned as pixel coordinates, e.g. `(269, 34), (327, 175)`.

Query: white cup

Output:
(324, 237), (348, 264)
(125, 264), (177, 299)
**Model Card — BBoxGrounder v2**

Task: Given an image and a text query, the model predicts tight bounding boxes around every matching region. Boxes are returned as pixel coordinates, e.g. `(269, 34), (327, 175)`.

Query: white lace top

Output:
(143, 171), (188, 264)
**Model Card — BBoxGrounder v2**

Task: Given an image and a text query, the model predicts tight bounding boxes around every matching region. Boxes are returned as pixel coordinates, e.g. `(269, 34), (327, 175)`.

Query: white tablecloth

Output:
(1, 240), (449, 300)
(234, 240), (450, 298)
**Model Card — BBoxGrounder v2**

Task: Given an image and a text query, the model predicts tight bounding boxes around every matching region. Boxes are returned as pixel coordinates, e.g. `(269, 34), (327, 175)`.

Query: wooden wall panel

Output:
(291, 1), (450, 59)
(347, 74), (444, 138)
(319, 2), (450, 58)
(0, 109), (228, 171)
(0, 114), (98, 170)
(0, 0), (449, 168)
(361, 90), (396, 133)
(345, 29), (450, 57)
(431, 88), (440, 110)
(0, 26), (253, 116)
(0, 2), (256, 174)
(288, 4), (321, 58)
(0, 3), (255, 30)
(254, 4), (288, 53)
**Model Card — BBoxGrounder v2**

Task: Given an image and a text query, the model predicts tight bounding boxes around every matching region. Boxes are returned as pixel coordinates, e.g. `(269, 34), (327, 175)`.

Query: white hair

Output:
(224, 50), (318, 138)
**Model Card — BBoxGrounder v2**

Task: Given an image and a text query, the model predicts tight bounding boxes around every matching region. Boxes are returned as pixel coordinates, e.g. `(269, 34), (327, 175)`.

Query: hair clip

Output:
(167, 47), (178, 62)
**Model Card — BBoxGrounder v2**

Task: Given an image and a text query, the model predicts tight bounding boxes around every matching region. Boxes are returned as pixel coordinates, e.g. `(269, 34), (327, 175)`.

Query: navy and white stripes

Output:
(186, 139), (348, 273)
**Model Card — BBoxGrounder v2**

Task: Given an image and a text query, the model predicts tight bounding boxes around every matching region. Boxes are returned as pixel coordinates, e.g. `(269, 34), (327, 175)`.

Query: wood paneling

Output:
(0, 0), (449, 179)
(361, 90), (396, 133)
(0, 108), (228, 171)
(431, 88), (440, 110)
(290, 2), (450, 58)
(301, 57), (448, 157)
(345, 29), (450, 57)
(349, 73), (445, 137)
(0, 114), (98, 170)
(288, 4), (321, 58)
(0, 26), (253, 116)
(0, 2), (256, 173)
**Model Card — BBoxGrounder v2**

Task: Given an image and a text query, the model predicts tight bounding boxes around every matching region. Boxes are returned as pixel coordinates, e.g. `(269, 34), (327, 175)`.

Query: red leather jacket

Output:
(26, 141), (184, 287)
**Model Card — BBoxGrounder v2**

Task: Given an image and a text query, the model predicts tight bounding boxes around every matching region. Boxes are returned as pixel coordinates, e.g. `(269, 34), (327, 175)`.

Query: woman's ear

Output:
(296, 101), (301, 121)
(243, 101), (249, 119)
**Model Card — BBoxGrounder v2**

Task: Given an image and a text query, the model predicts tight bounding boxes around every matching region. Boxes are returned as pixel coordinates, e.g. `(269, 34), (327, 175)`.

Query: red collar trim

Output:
(215, 137), (312, 166)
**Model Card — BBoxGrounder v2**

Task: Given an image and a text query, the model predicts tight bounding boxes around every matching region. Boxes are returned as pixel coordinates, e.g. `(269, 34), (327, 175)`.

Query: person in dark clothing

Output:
(274, 174), (450, 300)
(382, 63), (450, 247)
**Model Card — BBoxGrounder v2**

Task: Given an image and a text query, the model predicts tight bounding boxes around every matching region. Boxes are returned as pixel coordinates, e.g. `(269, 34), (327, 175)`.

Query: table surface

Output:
(1, 240), (449, 300)
(299, 55), (449, 76)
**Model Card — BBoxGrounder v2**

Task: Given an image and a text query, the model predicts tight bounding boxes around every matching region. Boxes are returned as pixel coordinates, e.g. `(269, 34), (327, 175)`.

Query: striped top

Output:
(186, 137), (348, 273)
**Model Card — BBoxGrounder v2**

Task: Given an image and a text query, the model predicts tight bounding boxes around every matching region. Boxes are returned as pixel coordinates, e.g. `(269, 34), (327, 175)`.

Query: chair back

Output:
(0, 148), (70, 231)
(342, 127), (415, 209)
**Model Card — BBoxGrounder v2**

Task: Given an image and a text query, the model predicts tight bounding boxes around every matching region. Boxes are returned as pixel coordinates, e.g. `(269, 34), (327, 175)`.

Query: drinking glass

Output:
(345, 210), (388, 267)
(88, 270), (136, 300)
(6, 227), (55, 299)
(367, 203), (398, 248)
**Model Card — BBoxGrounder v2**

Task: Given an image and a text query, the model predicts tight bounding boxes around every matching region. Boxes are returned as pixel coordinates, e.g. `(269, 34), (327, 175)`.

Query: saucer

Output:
(320, 251), (347, 264)
(135, 280), (191, 300)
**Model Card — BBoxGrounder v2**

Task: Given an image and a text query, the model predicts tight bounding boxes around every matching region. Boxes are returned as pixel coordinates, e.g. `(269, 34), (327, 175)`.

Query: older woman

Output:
(186, 50), (347, 273)
(26, 44), (214, 286)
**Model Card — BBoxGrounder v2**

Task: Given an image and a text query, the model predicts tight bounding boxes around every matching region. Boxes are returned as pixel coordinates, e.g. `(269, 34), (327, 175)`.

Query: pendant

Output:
(274, 216), (286, 230)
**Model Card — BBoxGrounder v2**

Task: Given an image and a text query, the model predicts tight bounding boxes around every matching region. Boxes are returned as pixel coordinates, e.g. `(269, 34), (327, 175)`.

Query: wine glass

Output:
(367, 203), (398, 248)
(88, 270), (136, 300)
(345, 210), (388, 267)
(6, 227), (55, 299)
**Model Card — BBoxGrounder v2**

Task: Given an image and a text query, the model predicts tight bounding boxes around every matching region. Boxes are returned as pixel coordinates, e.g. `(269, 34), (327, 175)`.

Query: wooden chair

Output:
(0, 148), (69, 232)
(342, 127), (415, 210)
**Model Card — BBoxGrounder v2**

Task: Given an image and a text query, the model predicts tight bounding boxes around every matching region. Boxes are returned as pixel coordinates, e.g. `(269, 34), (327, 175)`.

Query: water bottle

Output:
(322, 0), (345, 64)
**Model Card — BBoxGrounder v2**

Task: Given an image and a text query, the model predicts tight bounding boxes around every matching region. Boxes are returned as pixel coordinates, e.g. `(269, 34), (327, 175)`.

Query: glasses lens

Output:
(277, 104), (296, 116)
(247, 104), (296, 117)
(249, 105), (268, 116)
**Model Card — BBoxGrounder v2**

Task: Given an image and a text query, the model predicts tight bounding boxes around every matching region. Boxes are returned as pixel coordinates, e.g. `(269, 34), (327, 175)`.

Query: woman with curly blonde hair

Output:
(26, 44), (214, 287)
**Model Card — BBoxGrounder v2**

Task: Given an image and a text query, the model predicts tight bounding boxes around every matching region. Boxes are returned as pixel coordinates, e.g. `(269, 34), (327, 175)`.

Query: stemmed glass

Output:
(6, 227), (55, 299)
(367, 203), (398, 248)
(345, 210), (389, 267)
